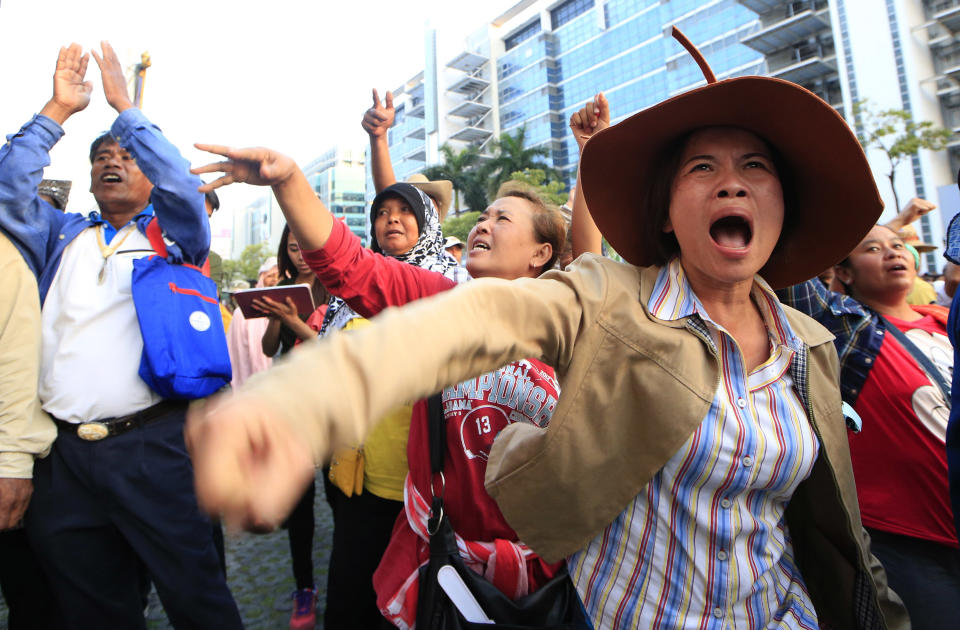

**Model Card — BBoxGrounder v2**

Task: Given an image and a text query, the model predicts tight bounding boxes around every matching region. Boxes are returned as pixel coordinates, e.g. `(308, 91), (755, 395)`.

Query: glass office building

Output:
(374, 0), (956, 268)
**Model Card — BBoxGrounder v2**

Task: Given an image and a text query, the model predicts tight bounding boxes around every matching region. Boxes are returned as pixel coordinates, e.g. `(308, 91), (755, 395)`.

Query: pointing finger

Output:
(372, 88), (381, 108)
(385, 91), (394, 110)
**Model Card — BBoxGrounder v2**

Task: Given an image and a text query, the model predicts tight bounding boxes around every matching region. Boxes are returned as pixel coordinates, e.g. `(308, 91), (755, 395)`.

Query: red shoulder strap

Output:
(145, 216), (211, 278)
(145, 216), (167, 258)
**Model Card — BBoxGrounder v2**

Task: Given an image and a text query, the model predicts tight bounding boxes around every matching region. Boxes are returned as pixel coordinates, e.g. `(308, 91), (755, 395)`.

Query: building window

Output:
(505, 19), (542, 51)
(551, 0), (594, 30)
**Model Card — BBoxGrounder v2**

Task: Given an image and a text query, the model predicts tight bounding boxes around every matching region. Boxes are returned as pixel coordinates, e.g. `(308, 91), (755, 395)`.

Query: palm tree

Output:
(484, 127), (552, 196)
(422, 143), (483, 214)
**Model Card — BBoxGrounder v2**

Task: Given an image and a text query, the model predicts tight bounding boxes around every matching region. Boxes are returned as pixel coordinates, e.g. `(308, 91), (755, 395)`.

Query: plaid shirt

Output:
(777, 279), (886, 406)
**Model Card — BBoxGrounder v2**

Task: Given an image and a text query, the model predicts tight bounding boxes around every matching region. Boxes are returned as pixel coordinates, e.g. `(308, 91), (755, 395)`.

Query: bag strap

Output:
(881, 315), (952, 408)
(426, 392), (446, 535)
(145, 216), (212, 278)
(145, 216), (167, 258)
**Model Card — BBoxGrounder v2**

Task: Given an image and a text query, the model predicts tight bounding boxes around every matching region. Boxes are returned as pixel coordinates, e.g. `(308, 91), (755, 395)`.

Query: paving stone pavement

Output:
(0, 471), (336, 630)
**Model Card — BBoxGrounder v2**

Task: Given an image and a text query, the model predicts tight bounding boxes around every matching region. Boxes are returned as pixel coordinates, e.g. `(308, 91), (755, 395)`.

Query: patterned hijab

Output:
(319, 184), (468, 336)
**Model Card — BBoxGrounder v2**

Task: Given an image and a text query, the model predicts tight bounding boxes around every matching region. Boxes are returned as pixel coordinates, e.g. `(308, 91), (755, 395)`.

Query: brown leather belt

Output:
(54, 400), (188, 441)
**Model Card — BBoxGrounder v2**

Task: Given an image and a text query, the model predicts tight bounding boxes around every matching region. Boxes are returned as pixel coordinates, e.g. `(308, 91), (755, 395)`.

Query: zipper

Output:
(167, 282), (217, 305)
(799, 344), (884, 627)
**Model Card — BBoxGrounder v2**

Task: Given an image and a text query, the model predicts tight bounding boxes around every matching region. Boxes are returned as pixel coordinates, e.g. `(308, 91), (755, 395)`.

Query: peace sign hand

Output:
(361, 88), (395, 137)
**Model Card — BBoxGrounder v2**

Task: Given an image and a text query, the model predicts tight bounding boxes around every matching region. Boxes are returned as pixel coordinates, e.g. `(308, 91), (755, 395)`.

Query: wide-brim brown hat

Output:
(897, 224), (937, 253)
(407, 174), (453, 222)
(580, 27), (882, 289)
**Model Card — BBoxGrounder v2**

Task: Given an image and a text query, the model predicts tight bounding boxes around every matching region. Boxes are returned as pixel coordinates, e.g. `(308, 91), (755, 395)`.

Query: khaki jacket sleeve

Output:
(240, 259), (608, 464)
(0, 234), (56, 478)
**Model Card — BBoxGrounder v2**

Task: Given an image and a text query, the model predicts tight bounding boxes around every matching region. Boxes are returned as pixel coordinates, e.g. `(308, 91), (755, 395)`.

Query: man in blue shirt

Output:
(0, 42), (241, 629)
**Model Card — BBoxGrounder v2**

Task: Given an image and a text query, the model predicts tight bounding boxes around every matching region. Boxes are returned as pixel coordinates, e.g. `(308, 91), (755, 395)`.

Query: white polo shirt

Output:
(39, 225), (162, 423)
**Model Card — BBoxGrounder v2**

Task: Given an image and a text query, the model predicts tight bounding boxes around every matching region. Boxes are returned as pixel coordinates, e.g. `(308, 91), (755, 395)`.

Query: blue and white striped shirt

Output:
(568, 259), (820, 629)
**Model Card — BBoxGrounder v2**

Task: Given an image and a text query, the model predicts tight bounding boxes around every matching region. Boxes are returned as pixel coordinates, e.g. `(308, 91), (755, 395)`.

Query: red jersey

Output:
(303, 221), (562, 624)
(850, 307), (957, 547)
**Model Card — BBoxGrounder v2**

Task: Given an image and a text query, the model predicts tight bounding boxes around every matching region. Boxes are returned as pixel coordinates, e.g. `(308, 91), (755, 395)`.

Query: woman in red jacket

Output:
(191, 144), (567, 628)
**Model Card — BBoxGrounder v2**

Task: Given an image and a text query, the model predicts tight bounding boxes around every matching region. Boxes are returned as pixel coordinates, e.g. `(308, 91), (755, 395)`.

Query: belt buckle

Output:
(77, 422), (109, 441)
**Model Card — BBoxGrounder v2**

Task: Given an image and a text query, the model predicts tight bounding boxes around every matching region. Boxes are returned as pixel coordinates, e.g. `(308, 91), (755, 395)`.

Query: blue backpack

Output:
(130, 217), (231, 399)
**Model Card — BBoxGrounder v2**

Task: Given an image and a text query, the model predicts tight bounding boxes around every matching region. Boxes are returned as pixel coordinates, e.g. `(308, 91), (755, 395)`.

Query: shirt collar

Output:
(648, 257), (803, 354)
(87, 203), (155, 227)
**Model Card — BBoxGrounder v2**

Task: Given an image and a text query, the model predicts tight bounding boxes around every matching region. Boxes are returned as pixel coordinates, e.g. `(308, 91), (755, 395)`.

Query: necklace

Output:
(95, 224), (136, 284)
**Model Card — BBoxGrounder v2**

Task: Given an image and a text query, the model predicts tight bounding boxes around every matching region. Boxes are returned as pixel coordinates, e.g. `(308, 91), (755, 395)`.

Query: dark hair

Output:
(277, 224), (297, 280)
(204, 189), (220, 212)
(643, 127), (794, 266)
(276, 224), (329, 305)
(89, 132), (116, 163)
(497, 187), (566, 273)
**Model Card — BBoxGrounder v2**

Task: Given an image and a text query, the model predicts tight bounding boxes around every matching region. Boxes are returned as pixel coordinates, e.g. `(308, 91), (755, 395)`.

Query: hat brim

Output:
(581, 77), (883, 289)
(410, 180), (453, 222)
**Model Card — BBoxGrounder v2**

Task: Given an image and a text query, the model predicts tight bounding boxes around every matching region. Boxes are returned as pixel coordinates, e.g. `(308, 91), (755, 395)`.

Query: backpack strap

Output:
(145, 216), (211, 277)
(880, 315), (952, 409)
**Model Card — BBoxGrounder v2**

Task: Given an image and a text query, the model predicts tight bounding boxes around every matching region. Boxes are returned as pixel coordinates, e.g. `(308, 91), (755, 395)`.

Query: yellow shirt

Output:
(220, 302), (233, 332)
(343, 318), (411, 501)
(907, 278), (936, 305)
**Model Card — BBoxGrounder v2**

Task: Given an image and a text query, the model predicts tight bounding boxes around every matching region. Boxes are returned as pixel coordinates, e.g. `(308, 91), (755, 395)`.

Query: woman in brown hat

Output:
(187, 29), (908, 629)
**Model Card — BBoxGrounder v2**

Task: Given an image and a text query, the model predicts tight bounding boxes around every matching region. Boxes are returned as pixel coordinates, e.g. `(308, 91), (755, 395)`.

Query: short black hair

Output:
(89, 132), (116, 163)
(204, 189), (220, 212)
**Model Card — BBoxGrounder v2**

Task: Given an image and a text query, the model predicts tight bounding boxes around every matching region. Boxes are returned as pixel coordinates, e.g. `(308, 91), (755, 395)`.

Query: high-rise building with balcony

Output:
(373, 0), (765, 205)
(736, 0), (956, 269)
(376, 0), (958, 270)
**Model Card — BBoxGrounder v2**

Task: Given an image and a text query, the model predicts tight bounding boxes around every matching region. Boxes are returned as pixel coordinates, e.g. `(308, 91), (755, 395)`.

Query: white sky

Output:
(0, 0), (517, 251)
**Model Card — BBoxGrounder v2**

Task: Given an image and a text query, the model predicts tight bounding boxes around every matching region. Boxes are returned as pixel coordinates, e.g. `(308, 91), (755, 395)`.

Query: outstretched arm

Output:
(184, 257), (609, 531)
(193, 145), (334, 252)
(569, 93), (609, 258)
(362, 89), (398, 193)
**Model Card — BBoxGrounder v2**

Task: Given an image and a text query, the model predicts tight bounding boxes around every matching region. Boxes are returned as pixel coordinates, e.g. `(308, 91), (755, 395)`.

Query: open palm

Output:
(51, 44), (93, 115)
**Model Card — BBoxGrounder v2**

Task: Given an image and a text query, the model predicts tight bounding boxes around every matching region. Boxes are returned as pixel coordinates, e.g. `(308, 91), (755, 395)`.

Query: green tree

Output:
(441, 211), (480, 244)
(854, 100), (952, 211)
(485, 127), (552, 197)
(422, 143), (483, 214)
(222, 241), (273, 285)
(506, 168), (568, 205)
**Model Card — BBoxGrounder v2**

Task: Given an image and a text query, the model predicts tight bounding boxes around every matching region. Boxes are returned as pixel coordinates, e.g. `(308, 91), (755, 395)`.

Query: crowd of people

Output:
(1, 30), (959, 630)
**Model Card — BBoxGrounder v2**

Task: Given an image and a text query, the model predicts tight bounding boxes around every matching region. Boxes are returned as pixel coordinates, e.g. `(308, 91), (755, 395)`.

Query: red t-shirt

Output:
(850, 308), (957, 547)
(303, 219), (560, 548)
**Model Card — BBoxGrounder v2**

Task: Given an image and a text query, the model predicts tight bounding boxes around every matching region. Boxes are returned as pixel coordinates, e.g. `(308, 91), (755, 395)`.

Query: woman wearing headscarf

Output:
(189, 29), (909, 630)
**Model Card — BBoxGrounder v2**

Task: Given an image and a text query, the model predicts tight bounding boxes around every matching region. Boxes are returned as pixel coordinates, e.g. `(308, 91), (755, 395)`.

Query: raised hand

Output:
(39, 43), (93, 125)
(570, 92), (610, 152)
(192, 145), (300, 190)
(361, 88), (395, 137)
(91, 41), (133, 113)
(899, 197), (936, 224)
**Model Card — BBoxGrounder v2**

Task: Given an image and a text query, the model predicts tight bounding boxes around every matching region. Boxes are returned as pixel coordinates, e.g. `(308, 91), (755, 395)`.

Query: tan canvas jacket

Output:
(0, 232), (56, 478)
(245, 254), (908, 629)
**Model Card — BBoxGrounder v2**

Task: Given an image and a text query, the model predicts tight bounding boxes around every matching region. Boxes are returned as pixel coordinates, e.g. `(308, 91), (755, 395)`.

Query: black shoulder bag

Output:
(415, 393), (589, 630)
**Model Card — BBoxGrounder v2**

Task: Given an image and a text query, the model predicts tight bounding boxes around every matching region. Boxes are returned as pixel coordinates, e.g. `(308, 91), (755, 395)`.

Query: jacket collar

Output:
(645, 258), (806, 355)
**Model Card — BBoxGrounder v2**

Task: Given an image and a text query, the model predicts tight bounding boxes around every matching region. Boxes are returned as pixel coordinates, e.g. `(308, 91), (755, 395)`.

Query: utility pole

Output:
(131, 51), (151, 109)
